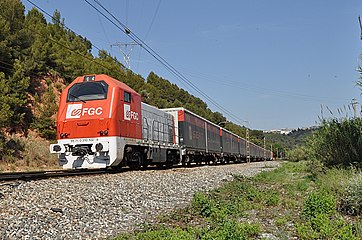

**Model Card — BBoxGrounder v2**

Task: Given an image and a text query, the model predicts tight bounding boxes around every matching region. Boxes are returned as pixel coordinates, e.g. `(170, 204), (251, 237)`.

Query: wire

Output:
(26, 0), (105, 54)
(144, 0), (162, 41)
(96, 12), (112, 51)
(25, 0), (128, 76)
(136, 0), (162, 71)
(24, 0), (197, 104)
(181, 70), (351, 104)
(86, 0), (249, 126)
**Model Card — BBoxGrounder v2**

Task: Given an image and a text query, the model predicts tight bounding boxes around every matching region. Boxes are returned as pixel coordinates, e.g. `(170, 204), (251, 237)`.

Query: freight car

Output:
(50, 74), (272, 169)
(163, 108), (271, 165)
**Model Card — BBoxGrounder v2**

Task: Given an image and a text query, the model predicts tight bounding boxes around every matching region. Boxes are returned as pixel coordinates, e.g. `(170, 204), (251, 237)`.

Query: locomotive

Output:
(50, 74), (272, 169)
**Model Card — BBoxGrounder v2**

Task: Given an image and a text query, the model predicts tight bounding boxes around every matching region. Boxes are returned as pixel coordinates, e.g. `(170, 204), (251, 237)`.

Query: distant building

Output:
(263, 126), (318, 135)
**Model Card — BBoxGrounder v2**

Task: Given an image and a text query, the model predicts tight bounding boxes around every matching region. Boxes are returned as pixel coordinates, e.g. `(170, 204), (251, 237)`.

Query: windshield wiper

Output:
(69, 93), (86, 103)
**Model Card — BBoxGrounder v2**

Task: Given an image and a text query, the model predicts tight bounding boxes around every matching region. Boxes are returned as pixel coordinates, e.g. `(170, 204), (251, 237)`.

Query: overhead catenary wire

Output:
(23, 0), (196, 102)
(25, 0), (129, 77)
(85, 0), (249, 126)
(25, 0), (352, 106)
(26, 0), (249, 126)
(26, 0), (104, 54)
(144, 0), (162, 41)
(136, 0), (162, 71)
(181, 70), (352, 104)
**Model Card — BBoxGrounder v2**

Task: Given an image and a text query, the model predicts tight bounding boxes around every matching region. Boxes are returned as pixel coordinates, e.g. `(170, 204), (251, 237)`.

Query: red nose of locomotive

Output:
(56, 75), (112, 139)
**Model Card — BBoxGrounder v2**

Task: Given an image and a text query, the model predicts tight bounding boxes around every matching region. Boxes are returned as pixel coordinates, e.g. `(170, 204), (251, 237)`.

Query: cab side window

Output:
(124, 91), (131, 103)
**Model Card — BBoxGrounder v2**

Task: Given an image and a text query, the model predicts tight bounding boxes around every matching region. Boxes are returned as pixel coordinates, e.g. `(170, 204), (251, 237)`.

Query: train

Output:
(49, 74), (272, 169)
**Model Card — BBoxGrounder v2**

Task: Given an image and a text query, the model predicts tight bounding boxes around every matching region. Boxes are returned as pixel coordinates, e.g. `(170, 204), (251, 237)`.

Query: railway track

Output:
(0, 168), (117, 182)
(0, 160), (265, 182)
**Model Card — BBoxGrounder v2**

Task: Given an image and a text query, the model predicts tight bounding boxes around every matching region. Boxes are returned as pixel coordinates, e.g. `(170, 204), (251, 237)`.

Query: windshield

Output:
(67, 81), (108, 102)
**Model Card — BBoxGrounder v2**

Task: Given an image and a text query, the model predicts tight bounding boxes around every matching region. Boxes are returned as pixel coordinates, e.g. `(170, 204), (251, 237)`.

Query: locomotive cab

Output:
(50, 74), (142, 169)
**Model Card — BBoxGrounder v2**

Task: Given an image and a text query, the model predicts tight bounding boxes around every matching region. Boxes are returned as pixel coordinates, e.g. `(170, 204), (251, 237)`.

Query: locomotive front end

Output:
(50, 75), (121, 169)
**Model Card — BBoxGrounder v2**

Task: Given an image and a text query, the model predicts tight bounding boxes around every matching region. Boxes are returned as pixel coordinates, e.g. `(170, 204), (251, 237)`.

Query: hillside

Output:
(264, 128), (316, 158)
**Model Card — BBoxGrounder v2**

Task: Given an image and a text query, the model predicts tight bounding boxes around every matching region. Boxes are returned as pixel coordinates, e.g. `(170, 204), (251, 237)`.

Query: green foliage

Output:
(307, 118), (362, 168)
(0, 133), (25, 162)
(296, 214), (357, 240)
(31, 86), (57, 139)
(192, 192), (215, 218)
(113, 162), (362, 240)
(315, 168), (352, 196)
(286, 146), (309, 162)
(116, 221), (260, 240)
(339, 174), (362, 215)
(265, 128), (315, 156)
(110, 226), (195, 240)
(302, 192), (336, 220)
(202, 220), (260, 240)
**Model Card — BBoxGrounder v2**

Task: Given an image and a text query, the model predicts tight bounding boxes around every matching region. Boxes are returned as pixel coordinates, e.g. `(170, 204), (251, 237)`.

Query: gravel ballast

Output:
(0, 161), (280, 239)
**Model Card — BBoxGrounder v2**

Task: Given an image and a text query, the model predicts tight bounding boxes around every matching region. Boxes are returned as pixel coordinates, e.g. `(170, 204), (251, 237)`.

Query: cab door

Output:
(120, 90), (142, 139)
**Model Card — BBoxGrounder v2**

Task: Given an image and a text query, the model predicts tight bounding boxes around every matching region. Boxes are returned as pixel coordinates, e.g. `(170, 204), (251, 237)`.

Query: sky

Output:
(22, 0), (362, 130)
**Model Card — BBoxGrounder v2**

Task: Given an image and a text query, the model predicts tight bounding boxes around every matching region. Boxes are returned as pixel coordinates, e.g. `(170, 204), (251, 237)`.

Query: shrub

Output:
(302, 191), (336, 219)
(115, 226), (194, 240)
(296, 215), (356, 240)
(306, 159), (325, 180)
(202, 220), (260, 240)
(315, 168), (352, 196)
(307, 118), (362, 168)
(0, 134), (58, 170)
(339, 173), (362, 215)
(0, 134), (25, 162)
(287, 146), (309, 162)
(192, 192), (214, 218)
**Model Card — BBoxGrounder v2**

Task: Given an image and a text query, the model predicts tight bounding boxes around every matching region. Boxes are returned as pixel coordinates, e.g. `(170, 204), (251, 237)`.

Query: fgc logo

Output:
(124, 104), (139, 121)
(66, 104), (103, 119)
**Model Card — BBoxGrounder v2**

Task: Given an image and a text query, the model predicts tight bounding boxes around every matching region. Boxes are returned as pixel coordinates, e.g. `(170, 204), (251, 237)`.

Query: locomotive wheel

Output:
(182, 155), (190, 167)
(128, 151), (142, 170)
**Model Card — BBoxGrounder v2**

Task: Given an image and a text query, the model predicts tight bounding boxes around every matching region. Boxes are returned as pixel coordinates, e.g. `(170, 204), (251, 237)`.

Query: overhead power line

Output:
(85, 0), (249, 126)
(25, 0), (127, 75)
(26, 0), (104, 54)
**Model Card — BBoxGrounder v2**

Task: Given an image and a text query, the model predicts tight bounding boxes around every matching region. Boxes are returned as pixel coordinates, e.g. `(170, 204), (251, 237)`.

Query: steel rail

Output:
(0, 169), (118, 182)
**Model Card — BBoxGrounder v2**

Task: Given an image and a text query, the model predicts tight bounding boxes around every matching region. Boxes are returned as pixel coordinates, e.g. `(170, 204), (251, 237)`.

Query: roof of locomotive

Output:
(70, 74), (140, 96)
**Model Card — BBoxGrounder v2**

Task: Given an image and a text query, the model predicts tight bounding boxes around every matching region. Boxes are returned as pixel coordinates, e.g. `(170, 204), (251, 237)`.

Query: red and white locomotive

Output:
(50, 74), (272, 169)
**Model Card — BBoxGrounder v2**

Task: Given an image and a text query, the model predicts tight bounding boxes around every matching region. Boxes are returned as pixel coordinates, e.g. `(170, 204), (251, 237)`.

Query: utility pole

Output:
(360, 93), (362, 116)
(271, 144), (273, 160)
(263, 137), (266, 161)
(352, 98), (358, 118)
(246, 129), (250, 163)
(111, 42), (141, 70)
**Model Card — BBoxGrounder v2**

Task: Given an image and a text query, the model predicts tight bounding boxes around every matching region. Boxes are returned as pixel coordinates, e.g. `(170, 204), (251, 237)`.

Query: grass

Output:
(114, 161), (362, 240)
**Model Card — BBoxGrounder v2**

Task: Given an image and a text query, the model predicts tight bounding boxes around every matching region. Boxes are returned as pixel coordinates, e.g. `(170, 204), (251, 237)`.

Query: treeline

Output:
(0, 0), (268, 159)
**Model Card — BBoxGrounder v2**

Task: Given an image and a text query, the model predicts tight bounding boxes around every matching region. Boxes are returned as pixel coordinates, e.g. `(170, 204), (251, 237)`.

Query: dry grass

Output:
(0, 133), (59, 172)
